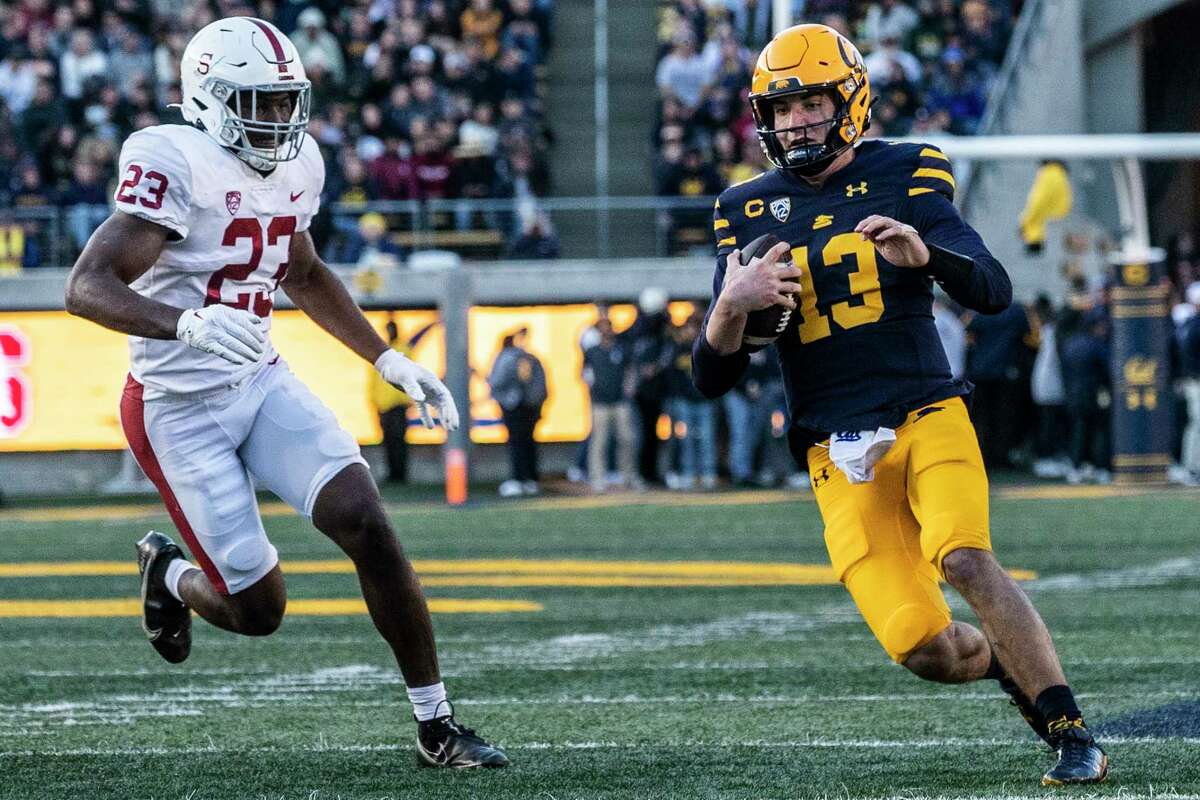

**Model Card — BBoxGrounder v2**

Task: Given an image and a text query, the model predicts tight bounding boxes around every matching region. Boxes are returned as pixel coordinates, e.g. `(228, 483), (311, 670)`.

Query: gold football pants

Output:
(807, 397), (991, 662)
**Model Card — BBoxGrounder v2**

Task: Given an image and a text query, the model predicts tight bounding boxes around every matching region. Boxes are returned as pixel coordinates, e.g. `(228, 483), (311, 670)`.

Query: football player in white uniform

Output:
(65, 17), (507, 768)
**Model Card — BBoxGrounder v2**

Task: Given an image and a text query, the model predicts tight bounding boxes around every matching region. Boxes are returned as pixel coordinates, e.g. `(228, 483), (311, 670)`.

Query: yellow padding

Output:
(883, 602), (950, 663)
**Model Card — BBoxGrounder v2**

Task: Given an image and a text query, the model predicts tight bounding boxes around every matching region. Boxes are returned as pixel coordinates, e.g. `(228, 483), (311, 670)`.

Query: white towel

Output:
(829, 428), (897, 484)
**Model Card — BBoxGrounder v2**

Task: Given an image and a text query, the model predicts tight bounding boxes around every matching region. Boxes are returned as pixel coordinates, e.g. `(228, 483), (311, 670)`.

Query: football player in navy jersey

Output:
(691, 23), (1107, 785)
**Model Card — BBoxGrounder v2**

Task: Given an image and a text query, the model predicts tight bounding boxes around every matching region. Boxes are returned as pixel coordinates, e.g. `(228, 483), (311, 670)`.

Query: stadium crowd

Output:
(0, 0), (556, 271)
(652, 0), (1016, 250)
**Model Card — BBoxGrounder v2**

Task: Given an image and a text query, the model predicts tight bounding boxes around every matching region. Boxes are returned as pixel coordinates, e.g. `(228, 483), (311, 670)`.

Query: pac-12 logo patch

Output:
(769, 197), (791, 223)
(225, 191), (242, 215)
(0, 325), (31, 439)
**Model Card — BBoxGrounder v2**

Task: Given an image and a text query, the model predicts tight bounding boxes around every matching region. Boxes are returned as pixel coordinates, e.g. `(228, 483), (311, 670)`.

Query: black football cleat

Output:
(1041, 720), (1109, 786)
(998, 673), (1051, 745)
(416, 704), (509, 769)
(136, 531), (192, 664)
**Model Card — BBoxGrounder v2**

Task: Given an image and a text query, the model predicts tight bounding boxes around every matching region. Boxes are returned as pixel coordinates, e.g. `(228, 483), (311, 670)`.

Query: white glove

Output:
(829, 427), (897, 484)
(374, 349), (460, 431)
(176, 306), (266, 366)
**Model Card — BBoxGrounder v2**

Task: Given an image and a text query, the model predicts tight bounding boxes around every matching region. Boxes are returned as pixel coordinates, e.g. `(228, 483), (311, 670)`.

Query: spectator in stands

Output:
(59, 28), (106, 103)
(294, 8), (346, 88)
(18, 76), (64, 152)
(733, 0), (774, 50)
(0, 46), (40, 116)
(723, 347), (776, 487)
(583, 317), (636, 493)
(461, 0), (504, 61)
(109, 25), (154, 99)
(370, 320), (415, 485)
(459, 101), (499, 156)
(864, 34), (922, 86)
(1177, 283), (1200, 485)
(1030, 294), (1070, 479)
(413, 133), (455, 200)
(625, 287), (673, 486)
(495, 46), (536, 100)
(507, 212), (560, 259)
(502, 0), (544, 65)
(966, 301), (1036, 469)
(1059, 307), (1111, 484)
(369, 135), (420, 200)
(932, 296), (966, 380)
(656, 29), (710, 112)
(862, 0), (922, 50)
(666, 311), (717, 490)
(60, 156), (108, 252)
(959, 0), (1009, 70)
(926, 48), (988, 134)
(658, 145), (721, 254)
(489, 328), (548, 498)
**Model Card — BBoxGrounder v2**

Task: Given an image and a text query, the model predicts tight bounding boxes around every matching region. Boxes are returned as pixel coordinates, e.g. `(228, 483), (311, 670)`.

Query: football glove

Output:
(374, 349), (460, 431)
(175, 306), (266, 366)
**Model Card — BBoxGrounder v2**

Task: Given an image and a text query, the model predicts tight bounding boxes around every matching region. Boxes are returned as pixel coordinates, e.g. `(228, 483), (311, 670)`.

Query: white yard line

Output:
(1, 734), (1197, 759)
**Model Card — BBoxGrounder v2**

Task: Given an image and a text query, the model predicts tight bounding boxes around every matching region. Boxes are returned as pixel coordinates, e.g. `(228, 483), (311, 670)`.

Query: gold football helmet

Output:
(749, 24), (871, 175)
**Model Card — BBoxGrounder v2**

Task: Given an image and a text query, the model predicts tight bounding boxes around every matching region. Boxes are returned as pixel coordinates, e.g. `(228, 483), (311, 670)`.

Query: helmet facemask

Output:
(751, 87), (864, 177)
(207, 78), (311, 172)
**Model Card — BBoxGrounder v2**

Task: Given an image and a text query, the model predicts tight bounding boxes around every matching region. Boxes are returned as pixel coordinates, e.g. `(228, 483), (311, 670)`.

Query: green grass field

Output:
(1, 483), (1199, 799)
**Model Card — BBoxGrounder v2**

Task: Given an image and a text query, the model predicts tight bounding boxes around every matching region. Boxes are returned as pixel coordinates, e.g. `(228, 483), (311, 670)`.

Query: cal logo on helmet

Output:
(770, 197), (791, 222)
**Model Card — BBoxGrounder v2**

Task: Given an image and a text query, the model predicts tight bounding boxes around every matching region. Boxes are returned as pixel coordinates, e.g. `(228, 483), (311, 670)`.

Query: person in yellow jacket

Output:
(369, 320), (414, 483)
(1019, 160), (1072, 254)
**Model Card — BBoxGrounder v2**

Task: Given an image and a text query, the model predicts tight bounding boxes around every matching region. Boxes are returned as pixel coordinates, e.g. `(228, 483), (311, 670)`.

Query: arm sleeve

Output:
(692, 204), (750, 398)
(901, 144), (1011, 314)
(113, 131), (193, 238)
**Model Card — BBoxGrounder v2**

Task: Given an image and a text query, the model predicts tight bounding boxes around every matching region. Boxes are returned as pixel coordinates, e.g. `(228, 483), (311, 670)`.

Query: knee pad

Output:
(881, 602), (950, 663)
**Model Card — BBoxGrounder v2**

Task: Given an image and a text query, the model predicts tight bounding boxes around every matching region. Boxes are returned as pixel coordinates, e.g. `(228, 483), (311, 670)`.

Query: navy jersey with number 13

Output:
(696, 139), (1012, 453)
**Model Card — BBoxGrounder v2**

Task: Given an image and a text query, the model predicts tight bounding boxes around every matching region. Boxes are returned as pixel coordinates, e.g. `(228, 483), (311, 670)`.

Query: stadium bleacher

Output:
(0, 0), (556, 270)
(652, 0), (1013, 253)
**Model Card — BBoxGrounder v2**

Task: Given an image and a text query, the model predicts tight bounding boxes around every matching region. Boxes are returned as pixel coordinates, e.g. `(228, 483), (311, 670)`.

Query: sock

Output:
(984, 650), (1006, 681)
(407, 682), (448, 722)
(164, 558), (200, 603)
(1035, 684), (1084, 729)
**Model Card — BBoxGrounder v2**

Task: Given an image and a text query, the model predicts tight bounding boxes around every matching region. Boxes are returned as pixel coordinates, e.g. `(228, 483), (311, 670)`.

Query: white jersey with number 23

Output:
(113, 123), (323, 398)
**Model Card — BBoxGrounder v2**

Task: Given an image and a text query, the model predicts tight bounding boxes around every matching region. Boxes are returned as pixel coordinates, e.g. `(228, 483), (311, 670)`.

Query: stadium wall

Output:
(0, 260), (713, 497)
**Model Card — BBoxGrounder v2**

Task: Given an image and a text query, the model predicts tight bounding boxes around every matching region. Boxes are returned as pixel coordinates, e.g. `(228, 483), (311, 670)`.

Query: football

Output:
(738, 233), (799, 350)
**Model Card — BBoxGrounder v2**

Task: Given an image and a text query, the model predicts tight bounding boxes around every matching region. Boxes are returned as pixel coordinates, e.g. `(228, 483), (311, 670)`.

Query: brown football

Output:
(739, 233), (798, 350)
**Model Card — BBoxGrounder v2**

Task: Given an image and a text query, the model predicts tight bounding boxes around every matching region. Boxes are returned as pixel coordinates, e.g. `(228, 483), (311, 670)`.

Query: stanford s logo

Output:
(769, 197), (791, 223)
(845, 181), (868, 197)
(225, 191), (242, 215)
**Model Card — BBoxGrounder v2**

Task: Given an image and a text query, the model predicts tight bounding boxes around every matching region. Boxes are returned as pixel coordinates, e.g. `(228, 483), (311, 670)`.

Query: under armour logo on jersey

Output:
(846, 181), (868, 197)
(812, 467), (830, 488)
(769, 197), (791, 223)
(225, 191), (242, 215)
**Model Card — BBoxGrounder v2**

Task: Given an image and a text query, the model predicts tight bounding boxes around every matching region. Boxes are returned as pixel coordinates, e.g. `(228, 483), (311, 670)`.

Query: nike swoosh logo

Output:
(915, 406), (945, 420)
(290, 191), (304, 202)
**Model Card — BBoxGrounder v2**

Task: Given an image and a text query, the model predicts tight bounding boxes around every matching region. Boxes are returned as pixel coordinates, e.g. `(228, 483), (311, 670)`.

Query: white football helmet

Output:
(179, 17), (311, 172)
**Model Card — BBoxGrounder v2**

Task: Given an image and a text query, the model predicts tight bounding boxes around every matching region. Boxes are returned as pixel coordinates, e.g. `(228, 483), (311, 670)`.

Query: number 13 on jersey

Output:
(792, 231), (885, 343)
